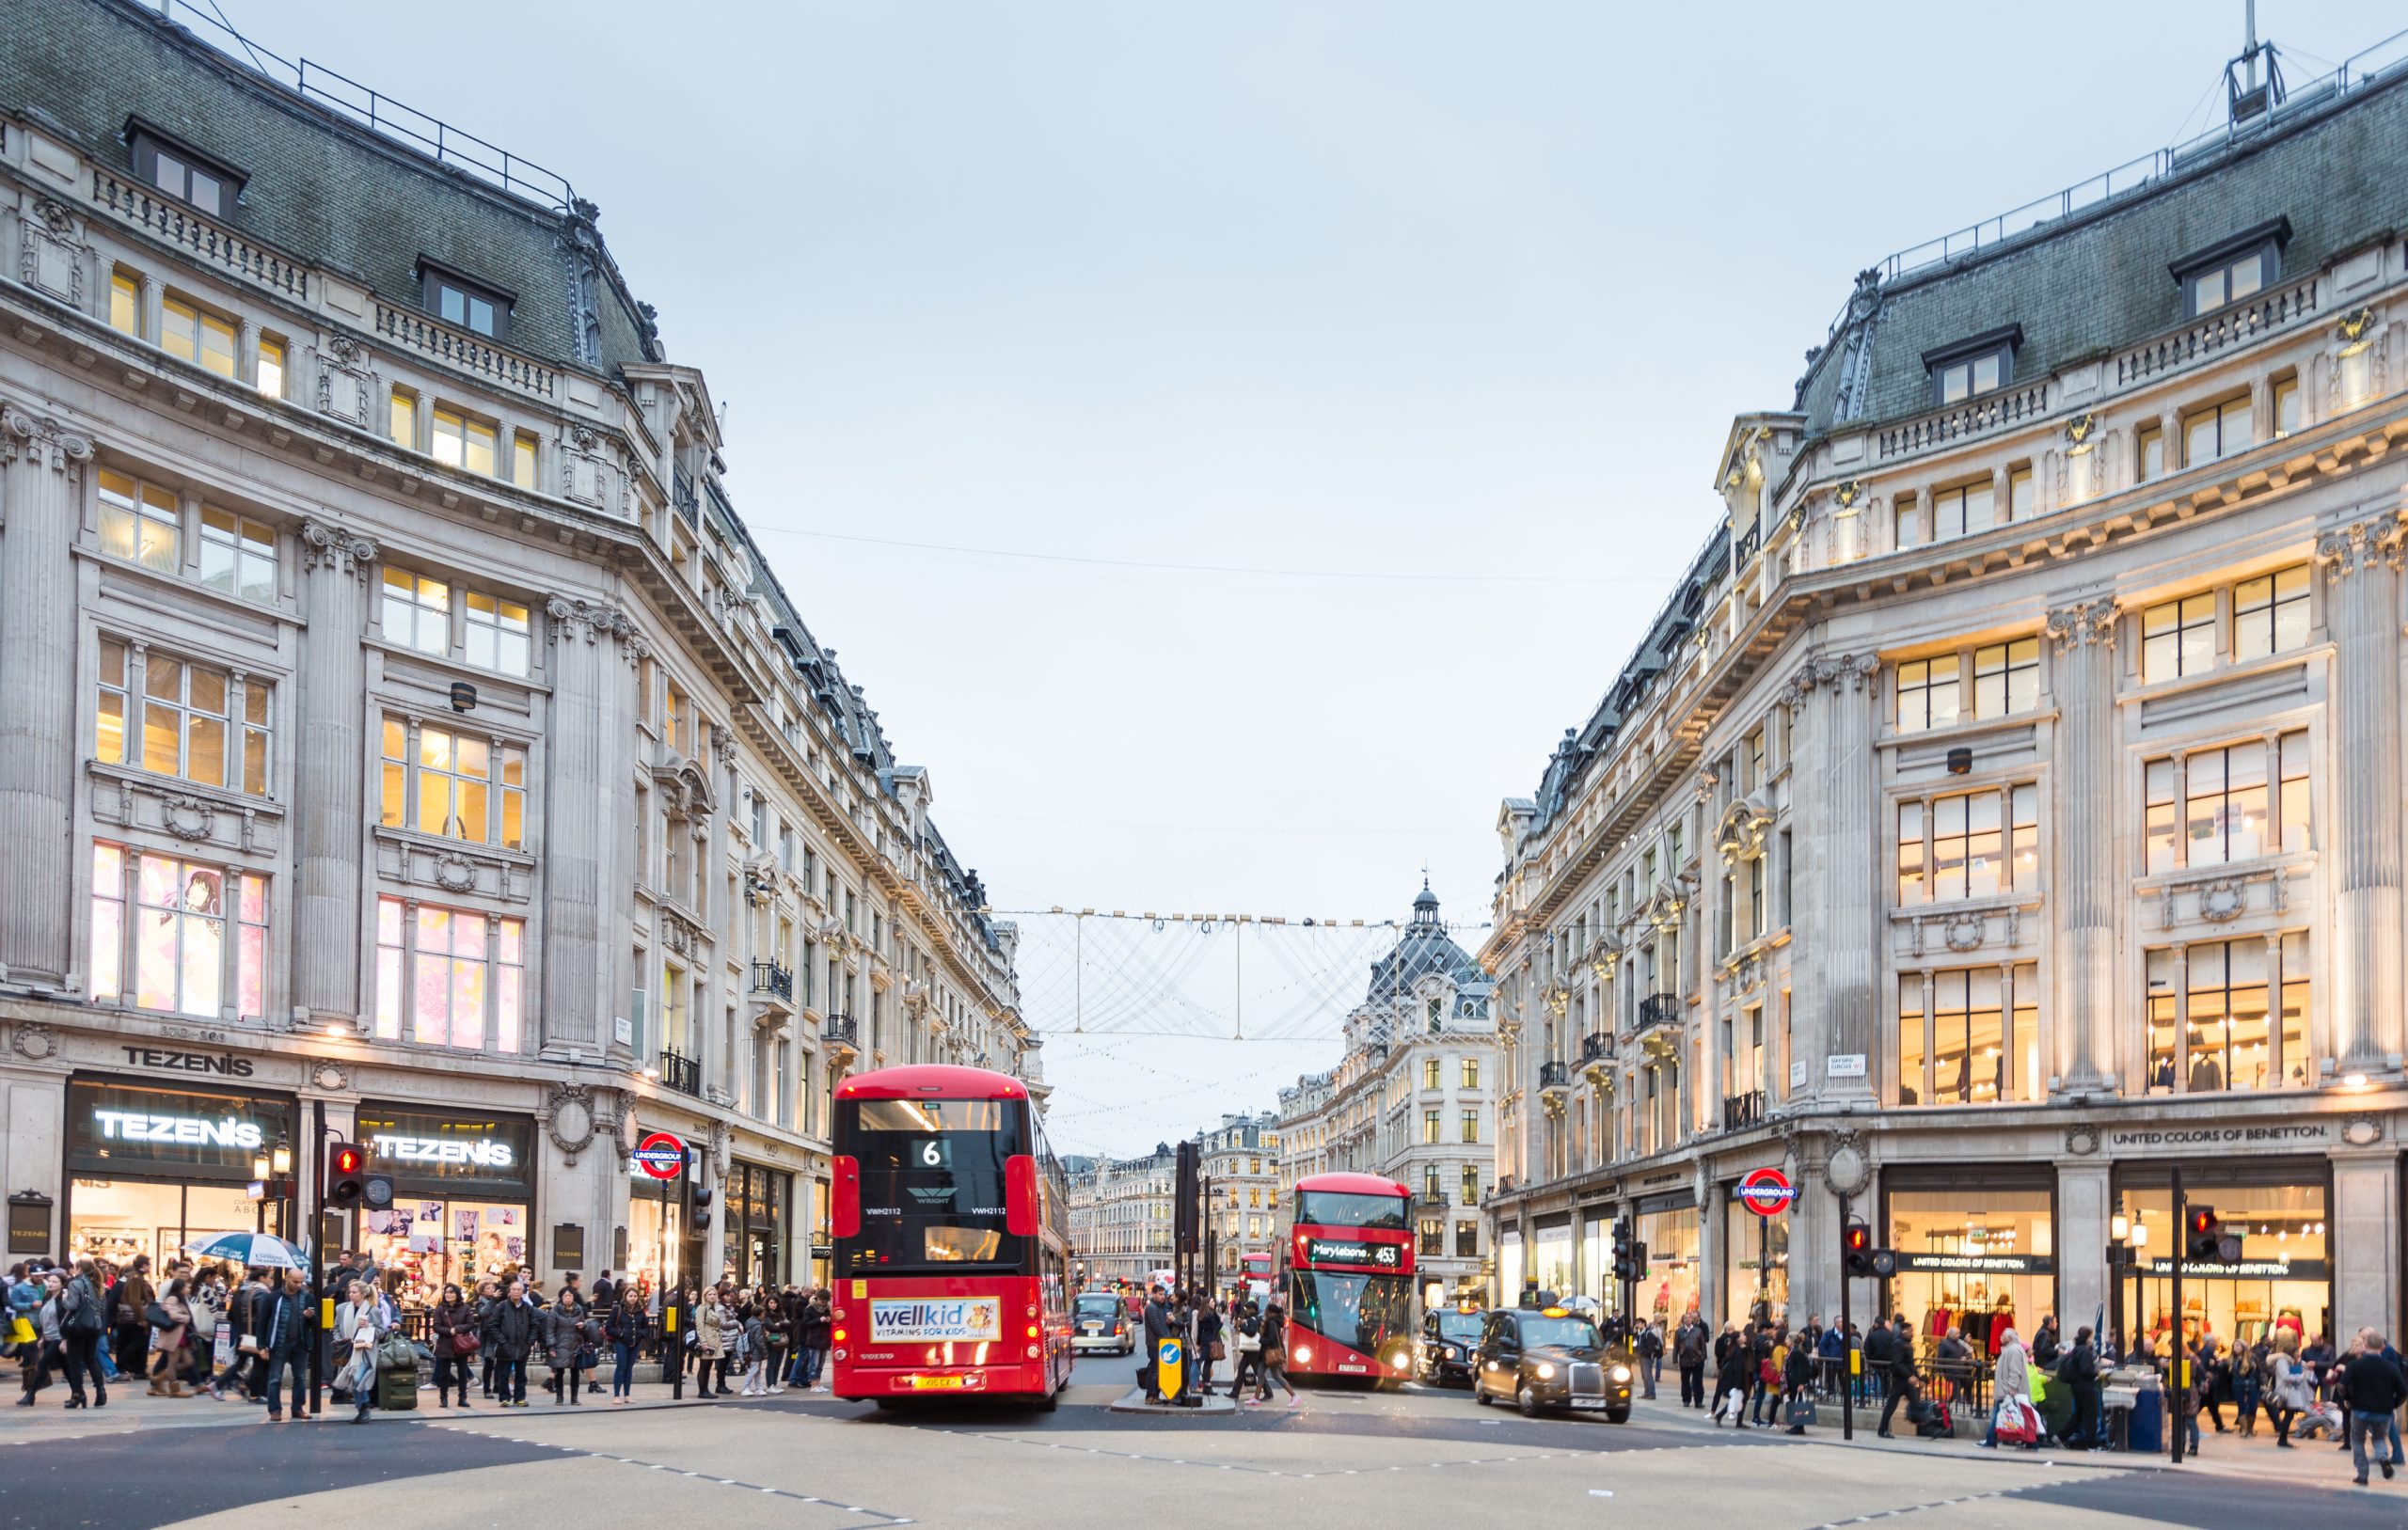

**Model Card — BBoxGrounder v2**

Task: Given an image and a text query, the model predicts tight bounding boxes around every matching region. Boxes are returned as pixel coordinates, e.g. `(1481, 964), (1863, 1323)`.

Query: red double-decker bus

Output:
(829, 1064), (1072, 1409)
(1284, 1171), (1416, 1384)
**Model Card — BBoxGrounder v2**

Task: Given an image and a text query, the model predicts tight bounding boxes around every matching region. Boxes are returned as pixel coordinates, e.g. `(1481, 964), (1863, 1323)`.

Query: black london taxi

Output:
(1470, 1305), (1633, 1421)
(1418, 1302), (1486, 1387)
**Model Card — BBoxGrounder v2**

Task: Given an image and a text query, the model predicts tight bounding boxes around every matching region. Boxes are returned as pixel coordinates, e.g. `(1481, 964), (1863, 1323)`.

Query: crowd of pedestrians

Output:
(6, 1252), (845, 1420)
(1121, 1284), (1299, 1410)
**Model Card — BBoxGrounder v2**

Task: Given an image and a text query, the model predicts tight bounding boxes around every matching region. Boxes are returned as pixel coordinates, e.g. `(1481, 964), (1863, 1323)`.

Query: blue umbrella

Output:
(182, 1231), (309, 1270)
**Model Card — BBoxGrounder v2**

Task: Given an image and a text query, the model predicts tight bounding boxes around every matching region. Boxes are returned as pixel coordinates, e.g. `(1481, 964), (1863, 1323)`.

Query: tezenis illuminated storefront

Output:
(63, 1076), (297, 1266)
(354, 1105), (537, 1308)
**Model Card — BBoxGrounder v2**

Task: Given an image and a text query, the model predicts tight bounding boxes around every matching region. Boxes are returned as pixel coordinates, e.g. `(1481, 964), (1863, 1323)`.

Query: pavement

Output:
(2, 1356), (2402, 1529)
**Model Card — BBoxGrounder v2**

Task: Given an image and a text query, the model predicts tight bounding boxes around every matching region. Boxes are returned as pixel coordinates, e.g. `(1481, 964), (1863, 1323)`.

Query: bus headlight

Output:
(1293, 1345), (1312, 1364)
(1611, 1365), (1632, 1384)
(1391, 1354), (1409, 1371)
(1535, 1363), (1556, 1380)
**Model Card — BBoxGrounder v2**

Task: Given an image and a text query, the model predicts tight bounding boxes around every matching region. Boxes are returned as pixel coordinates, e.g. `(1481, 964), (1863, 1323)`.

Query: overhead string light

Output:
(1000, 905), (1494, 1043)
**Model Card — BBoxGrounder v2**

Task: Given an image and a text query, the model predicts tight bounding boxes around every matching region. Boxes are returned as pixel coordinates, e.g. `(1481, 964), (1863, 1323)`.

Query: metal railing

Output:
(750, 960), (793, 1002)
(1580, 1031), (1612, 1064)
(1638, 993), (1682, 1029)
(1735, 523), (1763, 568)
(157, 1), (578, 212)
(671, 468), (700, 530)
(822, 1014), (859, 1051)
(1720, 1090), (1766, 1131)
(657, 1048), (703, 1097)
(1539, 1060), (1572, 1090)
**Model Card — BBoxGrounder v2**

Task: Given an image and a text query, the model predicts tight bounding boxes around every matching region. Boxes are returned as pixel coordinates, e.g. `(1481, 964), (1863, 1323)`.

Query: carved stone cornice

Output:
(0, 404), (94, 472)
(1782, 651), (1878, 710)
(2044, 596), (2118, 652)
(298, 517), (378, 579)
(2315, 512), (2406, 580)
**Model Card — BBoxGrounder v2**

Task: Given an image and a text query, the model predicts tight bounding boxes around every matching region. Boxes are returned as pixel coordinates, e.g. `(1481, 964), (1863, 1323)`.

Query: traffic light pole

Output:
(2170, 1166), (2185, 1466)
(309, 1099), (326, 1418)
(1837, 1190), (1853, 1442)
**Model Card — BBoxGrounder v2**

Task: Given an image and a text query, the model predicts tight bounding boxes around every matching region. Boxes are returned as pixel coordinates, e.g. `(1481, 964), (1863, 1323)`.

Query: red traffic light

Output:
(1844, 1224), (1872, 1254)
(332, 1145), (364, 1175)
(2186, 1207), (2218, 1237)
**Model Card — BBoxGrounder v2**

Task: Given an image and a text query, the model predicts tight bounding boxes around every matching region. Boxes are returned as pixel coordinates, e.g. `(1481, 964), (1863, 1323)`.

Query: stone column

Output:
(0, 405), (94, 986)
(2054, 1158), (2112, 1344)
(2316, 513), (2406, 1076)
(293, 520), (377, 1024)
(543, 598), (640, 1054)
(1797, 653), (1881, 1102)
(2333, 1150), (2400, 1343)
(2045, 597), (2122, 1095)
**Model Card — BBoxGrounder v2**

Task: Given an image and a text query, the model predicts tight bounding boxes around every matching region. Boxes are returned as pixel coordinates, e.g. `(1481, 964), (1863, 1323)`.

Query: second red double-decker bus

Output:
(1284, 1171), (1416, 1383)
(829, 1064), (1072, 1408)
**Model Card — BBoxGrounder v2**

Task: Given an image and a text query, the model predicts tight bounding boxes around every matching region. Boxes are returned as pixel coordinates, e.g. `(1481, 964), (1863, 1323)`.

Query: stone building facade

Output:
(0, 0), (1033, 1305)
(1069, 1145), (1175, 1287)
(1199, 1111), (1280, 1293)
(1278, 885), (1497, 1305)
(1484, 55), (2408, 1359)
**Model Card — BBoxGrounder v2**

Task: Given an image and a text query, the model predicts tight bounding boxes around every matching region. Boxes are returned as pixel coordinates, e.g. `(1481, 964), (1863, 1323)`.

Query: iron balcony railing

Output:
(1735, 522), (1763, 568)
(1538, 1060), (1572, 1091)
(750, 960), (793, 1002)
(822, 1013), (859, 1050)
(1721, 1090), (1766, 1132)
(1579, 1032), (1612, 1064)
(1638, 993), (1682, 1029)
(658, 1048), (703, 1097)
(671, 467), (700, 529)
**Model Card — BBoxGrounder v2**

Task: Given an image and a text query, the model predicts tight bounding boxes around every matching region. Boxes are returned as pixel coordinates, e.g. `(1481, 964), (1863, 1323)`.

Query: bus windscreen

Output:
(844, 1097), (1024, 1273)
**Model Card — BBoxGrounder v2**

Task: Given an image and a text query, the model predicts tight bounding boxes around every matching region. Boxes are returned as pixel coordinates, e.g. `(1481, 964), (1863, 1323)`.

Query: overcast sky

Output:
(217, 0), (2402, 1156)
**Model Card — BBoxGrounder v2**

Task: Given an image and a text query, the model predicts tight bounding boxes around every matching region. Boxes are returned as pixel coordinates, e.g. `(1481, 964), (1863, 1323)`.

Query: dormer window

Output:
(418, 260), (513, 341)
(2172, 217), (2289, 317)
(128, 123), (242, 218)
(1923, 324), (2022, 407)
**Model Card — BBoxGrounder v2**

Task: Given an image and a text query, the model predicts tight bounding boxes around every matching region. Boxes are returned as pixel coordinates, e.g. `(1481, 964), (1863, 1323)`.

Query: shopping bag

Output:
(4, 1316), (32, 1347)
(213, 1330), (234, 1369)
(1993, 1395), (2036, 1445)
(1785, 1396), (1816, 1427)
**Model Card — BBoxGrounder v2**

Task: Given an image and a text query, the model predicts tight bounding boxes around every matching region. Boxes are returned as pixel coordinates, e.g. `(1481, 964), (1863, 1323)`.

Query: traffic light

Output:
(1843, 1221), (1873, 1277)
(327, 1142), (367, 1207)
(2184, 1206), (2236, 1264)
(1609, 1218), (1635, 1283)
(1173, 1141), (1200, 1254)
(693, 1187), (716, 1231)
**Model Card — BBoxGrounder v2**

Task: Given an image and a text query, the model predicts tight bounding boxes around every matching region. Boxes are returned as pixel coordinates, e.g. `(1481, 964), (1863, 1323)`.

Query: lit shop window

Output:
(373, 896), (524, 1052)
(89, 843), (267, 1020)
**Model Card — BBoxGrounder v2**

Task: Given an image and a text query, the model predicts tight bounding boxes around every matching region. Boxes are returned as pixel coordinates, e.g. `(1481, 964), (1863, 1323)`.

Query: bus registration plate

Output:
(909, 1375), (973, 1391)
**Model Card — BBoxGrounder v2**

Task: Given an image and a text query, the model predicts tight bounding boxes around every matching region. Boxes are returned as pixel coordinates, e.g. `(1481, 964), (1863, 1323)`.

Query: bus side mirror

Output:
(1006, 1154), (1038, 1237)
(832, 1155), (861, 1239)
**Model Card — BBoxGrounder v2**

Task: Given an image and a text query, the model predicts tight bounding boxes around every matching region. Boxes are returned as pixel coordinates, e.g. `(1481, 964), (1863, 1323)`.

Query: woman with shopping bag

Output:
(1983, 1328), (2040, 1449)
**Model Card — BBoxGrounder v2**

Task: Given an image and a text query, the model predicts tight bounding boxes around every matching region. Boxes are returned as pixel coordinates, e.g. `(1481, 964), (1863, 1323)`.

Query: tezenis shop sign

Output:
(369, 1133), (515, 1168)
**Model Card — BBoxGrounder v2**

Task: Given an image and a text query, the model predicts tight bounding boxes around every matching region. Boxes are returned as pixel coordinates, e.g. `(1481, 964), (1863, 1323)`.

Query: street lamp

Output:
(272, 1135), (293, 1177)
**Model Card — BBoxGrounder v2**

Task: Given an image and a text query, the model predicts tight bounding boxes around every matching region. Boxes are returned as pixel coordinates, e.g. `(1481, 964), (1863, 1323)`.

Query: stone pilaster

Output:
(2317, 513), (2406, 1075)
(2045, 597), (2121, 1095)
(1793, 652), (1880, 1101)
(543, 596), (642, 1053)
(0, 404), (93, 986)
(2054, 1156), (2112, 1343)
(293, 518), (377, 1024)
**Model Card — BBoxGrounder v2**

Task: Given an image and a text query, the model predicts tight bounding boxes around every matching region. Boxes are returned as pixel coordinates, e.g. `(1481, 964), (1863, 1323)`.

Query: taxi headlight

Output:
(1611, 1364), (1632, 1384)
(1535, 1362), (1556, 1380)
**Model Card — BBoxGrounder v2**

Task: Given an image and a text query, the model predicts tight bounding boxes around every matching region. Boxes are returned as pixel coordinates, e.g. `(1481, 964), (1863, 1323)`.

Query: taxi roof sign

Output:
(1540, 1306), (1570, 1317)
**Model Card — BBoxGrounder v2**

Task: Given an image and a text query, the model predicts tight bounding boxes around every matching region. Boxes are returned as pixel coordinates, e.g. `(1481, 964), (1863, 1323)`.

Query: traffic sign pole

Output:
(1838, 1188), (1853, 1442)
(633, 1131), (689, 1402)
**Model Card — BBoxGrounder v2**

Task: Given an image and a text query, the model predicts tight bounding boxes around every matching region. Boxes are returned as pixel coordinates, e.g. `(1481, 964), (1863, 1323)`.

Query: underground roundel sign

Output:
(1736, 1167), (1796, 1216)
(633, 1131), (687, 1181)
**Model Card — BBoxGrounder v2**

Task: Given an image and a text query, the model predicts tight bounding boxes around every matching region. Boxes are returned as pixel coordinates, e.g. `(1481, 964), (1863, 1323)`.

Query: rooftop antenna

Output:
(2226, 0), (2287, 124)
